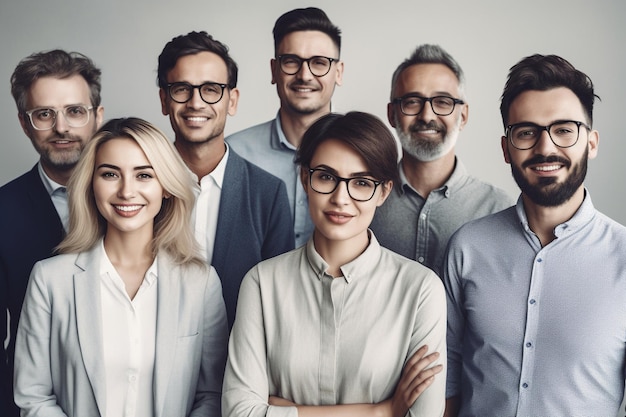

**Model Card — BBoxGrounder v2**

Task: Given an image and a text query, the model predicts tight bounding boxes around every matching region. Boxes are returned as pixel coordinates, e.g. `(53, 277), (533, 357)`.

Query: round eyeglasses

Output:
(167, 82), (228, 104)
(277, 54), (338, 77)
(392, 95), (465, 116)
(506, 120), (590, 150)
(308, 168), (382, 202)
(25, 105), (94, 131)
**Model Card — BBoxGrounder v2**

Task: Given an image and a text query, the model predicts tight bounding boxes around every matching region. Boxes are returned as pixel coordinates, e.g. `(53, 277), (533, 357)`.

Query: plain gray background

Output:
(1, 0), (625, 226)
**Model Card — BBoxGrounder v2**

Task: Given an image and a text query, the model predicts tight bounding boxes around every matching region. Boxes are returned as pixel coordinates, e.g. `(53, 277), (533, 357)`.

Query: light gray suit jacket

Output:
(14, 244), (228, 417)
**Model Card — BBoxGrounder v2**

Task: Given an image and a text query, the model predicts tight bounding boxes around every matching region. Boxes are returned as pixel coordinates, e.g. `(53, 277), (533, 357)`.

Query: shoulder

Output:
(246, 247), (304, 278)
(228, 149), (284, 187)
(450, 206), (517, 245)
(226, 119), (274, 143)
(0, 166), (41, 197)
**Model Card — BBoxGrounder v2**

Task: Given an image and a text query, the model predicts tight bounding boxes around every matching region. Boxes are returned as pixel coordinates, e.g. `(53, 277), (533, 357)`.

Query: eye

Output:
(33, 109), (54, 120)
(281, 55), (300, 66)
(137, 172), (154, 180)
(171, 83), (190, 94)
(100, 171), (118, 179)
(201, 83), (221, 95)
(66, 106), (87, 116)
(432, 97), (453, 107)
(352, 178), (375, 188)
(402, 97), (423, 107)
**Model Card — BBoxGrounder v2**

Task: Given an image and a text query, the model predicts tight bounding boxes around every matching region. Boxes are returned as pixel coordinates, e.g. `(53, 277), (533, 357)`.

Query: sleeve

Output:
(190, 266), (229, 417)
(13, 262), (68, 417)
(0, 263), (16, 417)
(407, 272), (447, 417)
(221, 266), (297, 417)
(442, 234), (466, 400)
(261, 181), (295, 260)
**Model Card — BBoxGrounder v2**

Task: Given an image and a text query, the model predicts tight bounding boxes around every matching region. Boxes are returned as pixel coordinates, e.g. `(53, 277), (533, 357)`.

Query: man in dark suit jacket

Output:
(0, 49), (103, 417)
(157, 31), (294, 328)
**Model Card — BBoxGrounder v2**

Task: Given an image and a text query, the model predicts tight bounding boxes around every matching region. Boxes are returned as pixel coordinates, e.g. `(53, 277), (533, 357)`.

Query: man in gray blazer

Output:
(0, 50), (103, 417)
(157, 31), (295, 327)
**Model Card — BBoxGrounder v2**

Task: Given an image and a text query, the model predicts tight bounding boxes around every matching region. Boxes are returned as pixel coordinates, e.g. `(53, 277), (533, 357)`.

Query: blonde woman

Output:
(14, 117), (228, 417)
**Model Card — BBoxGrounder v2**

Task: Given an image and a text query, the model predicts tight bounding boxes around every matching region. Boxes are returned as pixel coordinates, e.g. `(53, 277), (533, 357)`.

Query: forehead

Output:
(27, 74), (92, 108)
(393, 63), (460, 97)
(166, 51), (228, 83)
(96, 137), (148, 164)
(507, 87), (587, 125)
(277, 30), (338, 57)
(310, 138), (368, 173)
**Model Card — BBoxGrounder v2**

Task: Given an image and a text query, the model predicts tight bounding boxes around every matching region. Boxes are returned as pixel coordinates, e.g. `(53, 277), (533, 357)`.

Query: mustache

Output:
(410, 121), (443, 132)
(522, 154), (570, 169)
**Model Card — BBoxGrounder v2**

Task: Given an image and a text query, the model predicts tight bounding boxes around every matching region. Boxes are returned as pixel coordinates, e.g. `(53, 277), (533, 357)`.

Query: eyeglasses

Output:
(167, 82), (228, 104)
(25, 105), (94, 131)
(506, 120), (590, 150)
(392, 95), (465, 116)
(277, 54), (338, 77)
(308, 168), (382, 202)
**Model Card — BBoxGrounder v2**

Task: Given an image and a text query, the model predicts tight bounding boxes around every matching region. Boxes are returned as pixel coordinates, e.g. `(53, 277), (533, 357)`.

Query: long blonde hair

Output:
(57, 117), (203, 266)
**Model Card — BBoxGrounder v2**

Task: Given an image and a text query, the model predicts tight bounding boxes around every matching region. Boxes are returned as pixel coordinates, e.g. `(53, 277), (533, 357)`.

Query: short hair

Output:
(390, 44), (465, 100)
(57, 117), (203, 266)
(295, 112), (399, 186)
(273, 7), (342, 56)
(499, 54), (598, 129)
(157, 31), (238, 90)
(10, 49), (102, 114)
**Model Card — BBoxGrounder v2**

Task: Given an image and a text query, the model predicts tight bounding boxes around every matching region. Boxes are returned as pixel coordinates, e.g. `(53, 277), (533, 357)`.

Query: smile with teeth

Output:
(185, 116), (208, 122)
(114, 205), (143, 212)
(533, 164), (562, 172)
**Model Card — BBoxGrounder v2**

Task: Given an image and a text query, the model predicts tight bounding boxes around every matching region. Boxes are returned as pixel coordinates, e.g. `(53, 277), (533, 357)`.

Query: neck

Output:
(279, 107), (330, 148)
(522, 186), (586, 247)
(175, 138), (226, 180)
(41, 162), (73, 186)
(103, 228), (154, 265)
(312, 229), (369, 278)
(401, 151), (456, 198)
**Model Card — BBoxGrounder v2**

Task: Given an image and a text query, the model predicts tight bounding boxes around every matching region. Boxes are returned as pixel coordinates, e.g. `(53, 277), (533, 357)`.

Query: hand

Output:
(385, 345), (443, 417)
(269, 396), (296, 406)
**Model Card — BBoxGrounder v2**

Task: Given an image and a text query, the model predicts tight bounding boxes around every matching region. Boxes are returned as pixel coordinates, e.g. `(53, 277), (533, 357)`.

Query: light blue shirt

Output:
(37, 162), (68, 231)
(444, 192), (626, 416)
(227, 113), (313, 248)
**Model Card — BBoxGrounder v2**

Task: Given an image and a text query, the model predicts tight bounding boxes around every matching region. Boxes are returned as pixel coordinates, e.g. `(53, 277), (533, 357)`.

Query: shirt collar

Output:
(194, 143), (229, 190)
(37, 161), (65, 197)
(398, 157), (467, 198)
(273, 112), (298, 151)
(305, 230), (384, 283)
(515, 188), (596, 237)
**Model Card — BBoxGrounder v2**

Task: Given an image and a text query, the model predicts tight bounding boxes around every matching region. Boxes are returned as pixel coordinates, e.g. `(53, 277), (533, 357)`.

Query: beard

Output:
(395, 113), (461, 162)
(32, 133), (85, 172)
(511, 147), (588, 207)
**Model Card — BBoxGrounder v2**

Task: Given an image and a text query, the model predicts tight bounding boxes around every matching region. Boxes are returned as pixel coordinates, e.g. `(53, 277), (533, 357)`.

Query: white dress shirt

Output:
(99, 242), (157, 417)
(193, 145), (228, 263)
(38, 162), (69, 232)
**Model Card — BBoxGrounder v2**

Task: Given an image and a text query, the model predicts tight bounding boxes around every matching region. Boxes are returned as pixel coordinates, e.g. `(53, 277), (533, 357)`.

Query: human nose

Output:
(330, 179), (351, 204)
(187, 86), (206, 108)
(54, 110), (70, 134)
(416, 99), (437, 122)
(296, 59), (314, 80)
(118, 176), (136, 199)
(533, 128), (558, 154)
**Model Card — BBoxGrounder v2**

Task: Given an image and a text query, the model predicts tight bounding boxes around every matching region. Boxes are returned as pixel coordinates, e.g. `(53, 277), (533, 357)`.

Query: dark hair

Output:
(296, 112), (399, 185)
(390, 44), (465, 100)
(500, 54), (598, 129)
(11, 49), (102, 114)
(273, 7), (341, 56)
(157, 31), (238, 89)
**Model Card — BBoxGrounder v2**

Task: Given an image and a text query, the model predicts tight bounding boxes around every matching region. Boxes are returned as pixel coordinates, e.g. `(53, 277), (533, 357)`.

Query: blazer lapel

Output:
(74, 247), (107, 416)
(153, 254), (180, 416)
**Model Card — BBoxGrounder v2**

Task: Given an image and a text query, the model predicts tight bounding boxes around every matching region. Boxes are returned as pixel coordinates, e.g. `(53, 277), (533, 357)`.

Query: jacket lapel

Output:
(74, 246), (107, 416)
(153, 254), (180, 416)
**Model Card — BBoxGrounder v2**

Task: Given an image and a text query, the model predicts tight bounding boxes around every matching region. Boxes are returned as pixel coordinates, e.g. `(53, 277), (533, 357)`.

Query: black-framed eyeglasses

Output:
(506, 120), (591, 150)
(392, 95), (465, 116)
(167, 82), (229, 104)
(308, 168), (382, 202)
(277, 54), (338, 77)
(25, 105), (94, 131)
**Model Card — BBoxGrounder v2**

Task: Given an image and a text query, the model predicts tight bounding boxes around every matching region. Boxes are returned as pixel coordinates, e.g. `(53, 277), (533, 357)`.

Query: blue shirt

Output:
(227, 114), (314, 248)
(444, 193), (626, 416)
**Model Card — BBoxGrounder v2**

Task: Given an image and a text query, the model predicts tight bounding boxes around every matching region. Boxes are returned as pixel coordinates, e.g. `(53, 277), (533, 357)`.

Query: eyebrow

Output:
(96, 163), (154, 171)
(313, 164), (374, 178)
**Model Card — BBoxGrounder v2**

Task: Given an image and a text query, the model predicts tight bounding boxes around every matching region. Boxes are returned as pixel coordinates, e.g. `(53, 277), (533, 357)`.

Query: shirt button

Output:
(526, 342), (532, 348)
(529, 299), (536, 305)
(129, 375), (137, 382)
(420, 213), (427, 220)
(417, 257), (424, 263)
(522, 383), (528, 388)
(537, 258), (543, 263)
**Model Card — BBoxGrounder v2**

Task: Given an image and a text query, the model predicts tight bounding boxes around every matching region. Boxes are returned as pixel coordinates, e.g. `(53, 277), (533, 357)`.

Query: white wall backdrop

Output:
(1, 0), (625, 224)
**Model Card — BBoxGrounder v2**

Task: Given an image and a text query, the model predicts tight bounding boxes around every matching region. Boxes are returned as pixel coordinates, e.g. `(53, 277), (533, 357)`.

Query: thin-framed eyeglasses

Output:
(392, 95), (465, 116)
(25, 105), (94, 131)
(277, 54), (338, 77)
(167, 82), (229, 104)
(506, 120), (591, 150)
(308, 168), (382, 202)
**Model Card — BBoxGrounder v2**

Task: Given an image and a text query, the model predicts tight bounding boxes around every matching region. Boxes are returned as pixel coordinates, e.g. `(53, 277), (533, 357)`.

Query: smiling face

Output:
(501, 87), (598, 207)
(303, 139), (390, 250)
(93, 138), (165, 240)
(159, 51), (238, 147)
(388, 63), (467, 162)
(271, 30), (343, 118)
(19, 75), (103, 182)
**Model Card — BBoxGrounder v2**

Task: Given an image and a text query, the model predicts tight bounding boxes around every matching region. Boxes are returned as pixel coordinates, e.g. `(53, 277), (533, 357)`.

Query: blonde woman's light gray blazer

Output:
(14, 244), (228, 417)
